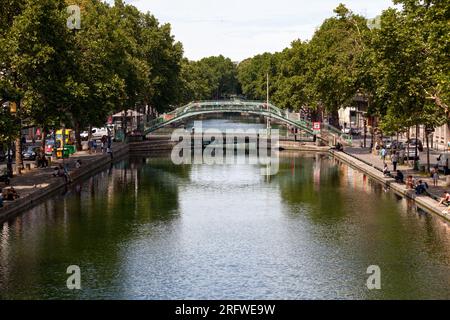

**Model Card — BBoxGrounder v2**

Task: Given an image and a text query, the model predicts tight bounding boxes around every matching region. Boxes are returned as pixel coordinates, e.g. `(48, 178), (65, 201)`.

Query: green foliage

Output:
(1, 0), (75, 137)
(0, 0), (184, 144)
(366, 0), (449, 132)
(1, 0), (447, 144)
(180, 55), (240, 102)
(237, 52), (280, 101)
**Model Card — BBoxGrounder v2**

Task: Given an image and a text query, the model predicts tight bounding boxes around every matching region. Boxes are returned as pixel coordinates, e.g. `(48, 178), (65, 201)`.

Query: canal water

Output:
(1, 122), (450, 299)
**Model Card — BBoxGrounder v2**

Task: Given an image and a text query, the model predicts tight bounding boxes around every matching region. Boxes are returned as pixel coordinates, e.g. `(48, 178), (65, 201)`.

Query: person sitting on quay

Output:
(3, 187), (20, 201)
(438, 191), (450, 206)
(75, 160), (82, 169)
(52, 164), (71, 183)
(406, 175), (416, 189)
(415, 180), (429, 195)
(52, 166), (61, 177)
(394, 170), (404, 183)
(383, 163), (390, 177)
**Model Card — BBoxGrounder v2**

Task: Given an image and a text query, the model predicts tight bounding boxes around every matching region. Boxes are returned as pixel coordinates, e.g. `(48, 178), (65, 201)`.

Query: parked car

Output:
(406, 138), (424, 152)
(342, 127), (352, 134)
(400, 146), (420, 160)
(0, 149), (14, 161)
(0, 173), (10, 185)
(383, 138), (393, 148)
(91, 127), (109, 140)
(386, 140), (403, 150)
(342, 127), (360, 136)
(80, 131), (89, 140)
(22, 146), (41, 161)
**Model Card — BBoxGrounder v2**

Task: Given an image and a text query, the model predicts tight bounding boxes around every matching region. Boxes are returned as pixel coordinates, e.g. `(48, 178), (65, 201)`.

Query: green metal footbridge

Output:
(143, 100), (352, 146)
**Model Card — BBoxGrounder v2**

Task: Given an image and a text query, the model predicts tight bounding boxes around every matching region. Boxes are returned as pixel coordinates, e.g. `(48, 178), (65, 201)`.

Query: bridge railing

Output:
(143, 101), (353, 146)
(320, 123), (353, 145)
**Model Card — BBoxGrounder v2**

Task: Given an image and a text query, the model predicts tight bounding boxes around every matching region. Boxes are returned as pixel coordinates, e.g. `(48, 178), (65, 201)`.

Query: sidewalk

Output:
(0, 143), (128, 221)
(345, 146), (449, 208)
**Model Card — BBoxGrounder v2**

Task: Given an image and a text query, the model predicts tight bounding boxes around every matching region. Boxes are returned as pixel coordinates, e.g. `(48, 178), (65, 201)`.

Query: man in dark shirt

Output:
(395, 170), (404, 183)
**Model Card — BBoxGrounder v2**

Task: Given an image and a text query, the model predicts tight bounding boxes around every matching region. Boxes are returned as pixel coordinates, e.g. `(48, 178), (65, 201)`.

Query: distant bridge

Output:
(143, 100), (352, 146)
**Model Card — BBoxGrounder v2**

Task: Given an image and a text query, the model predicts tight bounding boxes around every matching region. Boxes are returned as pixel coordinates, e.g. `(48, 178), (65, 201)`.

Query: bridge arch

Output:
(143, 100), (352, 146)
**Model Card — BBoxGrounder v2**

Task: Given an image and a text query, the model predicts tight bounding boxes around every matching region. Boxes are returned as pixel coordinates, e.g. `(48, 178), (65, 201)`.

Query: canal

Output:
(1, 121), (450, 299)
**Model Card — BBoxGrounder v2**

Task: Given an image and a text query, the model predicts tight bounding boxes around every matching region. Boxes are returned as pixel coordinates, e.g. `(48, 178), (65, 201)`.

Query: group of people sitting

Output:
(51, 160), (82, 183)
(0, 187), (20, 207)
(52, 164), (71, 183)
(413, 180), (429, 195)
(391, 169), (429, 195)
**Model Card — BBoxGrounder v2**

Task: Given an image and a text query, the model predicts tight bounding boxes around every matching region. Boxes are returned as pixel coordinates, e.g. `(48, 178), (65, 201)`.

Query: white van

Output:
(437, 154), (450, 172)
(91, 127), (109, 140)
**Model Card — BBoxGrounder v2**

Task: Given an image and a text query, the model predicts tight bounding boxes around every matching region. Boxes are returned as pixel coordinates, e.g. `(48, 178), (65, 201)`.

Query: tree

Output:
(272, 40), (311, 112)
(180, 56), (240, 103)
(237, 53), (278, 101)
(366, 1), (449, 170)
(306, 4), (369, 127)
(1, 0), (75, 170)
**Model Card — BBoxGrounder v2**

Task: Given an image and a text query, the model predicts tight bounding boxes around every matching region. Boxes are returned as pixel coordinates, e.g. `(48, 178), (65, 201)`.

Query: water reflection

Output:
(0, 152), (450, 300)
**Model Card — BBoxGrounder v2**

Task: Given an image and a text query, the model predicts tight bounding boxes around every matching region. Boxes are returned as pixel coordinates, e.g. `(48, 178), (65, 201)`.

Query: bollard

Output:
(25, 163), (31, 170)
(446, 176), (450, 187)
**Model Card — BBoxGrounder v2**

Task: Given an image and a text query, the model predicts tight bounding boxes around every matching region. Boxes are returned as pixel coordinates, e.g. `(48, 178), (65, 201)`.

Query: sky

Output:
(126, 0), (395, 61)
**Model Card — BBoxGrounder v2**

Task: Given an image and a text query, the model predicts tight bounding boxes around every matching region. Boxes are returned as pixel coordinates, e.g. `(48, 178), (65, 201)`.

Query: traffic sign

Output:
(313, 122), (321, 133)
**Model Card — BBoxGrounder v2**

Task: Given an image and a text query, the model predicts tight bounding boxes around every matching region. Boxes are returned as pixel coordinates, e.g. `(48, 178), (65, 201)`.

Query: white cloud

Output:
(125, 0), (395, 61)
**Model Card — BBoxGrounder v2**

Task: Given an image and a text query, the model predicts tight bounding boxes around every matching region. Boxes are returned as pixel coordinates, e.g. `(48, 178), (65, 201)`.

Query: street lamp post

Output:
(266, 73), (270, 136)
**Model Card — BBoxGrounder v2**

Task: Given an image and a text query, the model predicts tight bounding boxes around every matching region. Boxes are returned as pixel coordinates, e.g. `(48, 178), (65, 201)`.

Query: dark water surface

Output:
(1, 151), (450, 299)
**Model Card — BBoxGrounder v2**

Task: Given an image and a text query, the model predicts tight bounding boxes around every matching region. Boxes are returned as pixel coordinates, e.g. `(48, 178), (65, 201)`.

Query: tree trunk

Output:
(41, 127), (47, 154)
(413, 125), (419, 170)
(88, 124), (92, 142)
(15, 136), (23, 174)
(426, 132), (430, 173)
(329, 109), (339, 128)
(310, 108), (321, 122)
(74, 121), (82, 151)
(7, 137), (13, 177)
(406, 130), (411, 167)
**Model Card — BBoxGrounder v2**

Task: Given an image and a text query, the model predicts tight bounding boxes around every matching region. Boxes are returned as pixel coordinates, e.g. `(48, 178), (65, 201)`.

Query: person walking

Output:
(432, 168), (440, 187)
(101, 135), (107, 153)
(88, 139), (93, 154)
(381, 147), (387, 162)
(392, 152), (398, 172)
